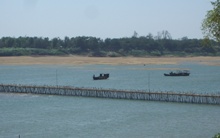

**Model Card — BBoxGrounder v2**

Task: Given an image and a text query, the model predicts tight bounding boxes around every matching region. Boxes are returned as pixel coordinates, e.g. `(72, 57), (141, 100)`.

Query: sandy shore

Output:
(0, 56), (220, 66)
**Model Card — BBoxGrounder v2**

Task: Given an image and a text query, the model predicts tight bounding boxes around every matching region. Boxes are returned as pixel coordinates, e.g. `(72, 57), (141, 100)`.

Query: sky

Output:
(0, 0), (213, 39)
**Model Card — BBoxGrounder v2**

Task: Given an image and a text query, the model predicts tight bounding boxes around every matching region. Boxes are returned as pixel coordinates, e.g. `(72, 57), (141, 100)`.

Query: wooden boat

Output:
(164, 70), (190, 76)
(93, 73), (109, 80)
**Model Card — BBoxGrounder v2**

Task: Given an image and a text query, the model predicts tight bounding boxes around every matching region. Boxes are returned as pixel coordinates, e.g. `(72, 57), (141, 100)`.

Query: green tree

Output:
(202, 0), (220, 41)
(213, 133), (220, 138)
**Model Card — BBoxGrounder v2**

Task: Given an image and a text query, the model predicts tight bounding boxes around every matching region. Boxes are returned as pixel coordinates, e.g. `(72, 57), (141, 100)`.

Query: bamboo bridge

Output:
(0, 84), (220, 105)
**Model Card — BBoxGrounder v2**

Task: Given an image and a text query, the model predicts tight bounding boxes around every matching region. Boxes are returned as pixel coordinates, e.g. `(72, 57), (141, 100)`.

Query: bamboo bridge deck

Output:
(0, 84), (219, 105)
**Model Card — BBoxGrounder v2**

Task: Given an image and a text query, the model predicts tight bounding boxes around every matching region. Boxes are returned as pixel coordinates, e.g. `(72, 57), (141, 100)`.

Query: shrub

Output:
(213, 133), (220, 138)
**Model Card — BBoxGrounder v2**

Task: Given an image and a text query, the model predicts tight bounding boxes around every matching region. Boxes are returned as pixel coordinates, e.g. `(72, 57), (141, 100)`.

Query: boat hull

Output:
(164, 73), (190, 76)
(164, 70), (190, 76)
(93, 73), (109, 80)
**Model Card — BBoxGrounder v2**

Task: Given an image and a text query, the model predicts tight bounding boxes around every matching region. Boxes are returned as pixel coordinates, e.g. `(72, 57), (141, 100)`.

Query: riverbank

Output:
(0, 56), (219, 65)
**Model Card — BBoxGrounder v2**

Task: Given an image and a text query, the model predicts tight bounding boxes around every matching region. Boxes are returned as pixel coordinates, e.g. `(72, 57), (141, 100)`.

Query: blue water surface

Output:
(0, 63), (220, 138)
(0, 63), (220, 93)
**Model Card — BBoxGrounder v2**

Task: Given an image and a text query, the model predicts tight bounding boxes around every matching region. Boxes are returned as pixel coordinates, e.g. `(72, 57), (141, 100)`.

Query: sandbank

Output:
(0, 56), (219, 66)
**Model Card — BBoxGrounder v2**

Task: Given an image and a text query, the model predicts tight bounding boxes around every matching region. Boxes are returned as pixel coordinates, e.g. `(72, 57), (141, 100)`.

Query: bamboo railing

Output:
(0, 84), (219, 105)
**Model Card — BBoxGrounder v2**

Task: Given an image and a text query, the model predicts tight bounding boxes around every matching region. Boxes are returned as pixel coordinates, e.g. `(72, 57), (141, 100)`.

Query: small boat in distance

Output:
(164, 70), (190, 76)
(93, 73), (109, 80)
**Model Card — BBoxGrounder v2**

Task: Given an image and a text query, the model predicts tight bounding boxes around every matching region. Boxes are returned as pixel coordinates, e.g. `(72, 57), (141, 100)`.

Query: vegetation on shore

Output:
(0, 32), (219, 57)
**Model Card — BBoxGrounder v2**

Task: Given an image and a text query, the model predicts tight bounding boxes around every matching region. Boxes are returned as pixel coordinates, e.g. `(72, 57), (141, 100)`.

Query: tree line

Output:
(1, 0), (220, 57)
(0, 32), (219, 57)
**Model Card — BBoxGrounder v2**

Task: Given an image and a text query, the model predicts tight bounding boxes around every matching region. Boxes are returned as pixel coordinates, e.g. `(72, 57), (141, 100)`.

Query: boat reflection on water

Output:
(164, 70), (190, 76)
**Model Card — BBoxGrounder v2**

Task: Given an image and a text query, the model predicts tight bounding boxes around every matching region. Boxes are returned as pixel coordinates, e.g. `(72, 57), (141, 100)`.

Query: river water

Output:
(0, 62), (220, 138)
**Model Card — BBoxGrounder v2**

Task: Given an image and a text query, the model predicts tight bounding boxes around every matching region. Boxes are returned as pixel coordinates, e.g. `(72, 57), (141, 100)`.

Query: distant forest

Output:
(0, 31), (220, 57)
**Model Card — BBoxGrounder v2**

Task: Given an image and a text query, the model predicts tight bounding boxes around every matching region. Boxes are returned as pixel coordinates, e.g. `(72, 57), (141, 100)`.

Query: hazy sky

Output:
(0, 0), (212, 39)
